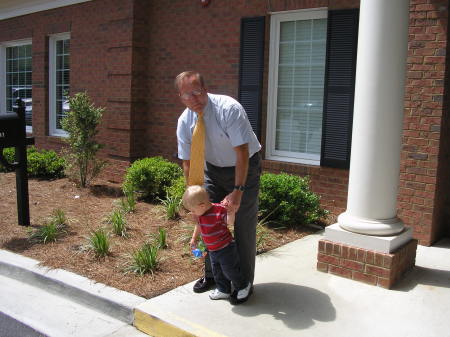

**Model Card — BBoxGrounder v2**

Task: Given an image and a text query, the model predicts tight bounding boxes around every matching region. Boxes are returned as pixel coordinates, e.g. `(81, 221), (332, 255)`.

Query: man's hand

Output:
(222, 190), (243, 214)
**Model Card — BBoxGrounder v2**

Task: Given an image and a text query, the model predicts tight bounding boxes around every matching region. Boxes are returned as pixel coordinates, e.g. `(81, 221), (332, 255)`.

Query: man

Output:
(175, 71), (261, 301)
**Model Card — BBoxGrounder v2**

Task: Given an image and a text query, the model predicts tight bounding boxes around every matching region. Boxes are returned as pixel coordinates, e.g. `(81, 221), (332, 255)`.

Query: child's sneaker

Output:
(209, 289), (230, 300)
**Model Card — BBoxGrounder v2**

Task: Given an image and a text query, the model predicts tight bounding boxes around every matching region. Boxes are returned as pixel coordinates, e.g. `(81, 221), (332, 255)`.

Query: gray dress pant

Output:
(203, 152), (261, 284)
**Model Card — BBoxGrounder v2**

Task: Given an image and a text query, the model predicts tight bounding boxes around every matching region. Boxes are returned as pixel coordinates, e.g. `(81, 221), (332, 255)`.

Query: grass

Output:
(150, 227), (168, 249)
(28, 209), (68, 244)
(106, 209), (128, 237)
(116, 191), (136, 213)
(88, 228), (110, 257)
(159, 193), (181, 220)
(125, 243), (159, 275)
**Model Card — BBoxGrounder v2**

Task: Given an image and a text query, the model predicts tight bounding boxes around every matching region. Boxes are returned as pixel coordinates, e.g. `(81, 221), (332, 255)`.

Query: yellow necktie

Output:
(188, 112), (205, 186)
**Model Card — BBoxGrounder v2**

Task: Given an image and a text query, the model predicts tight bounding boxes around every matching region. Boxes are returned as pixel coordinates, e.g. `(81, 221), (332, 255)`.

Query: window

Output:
(267, 9), (327, 165)
(0, 40), (32, 132)
(49, 33), (70, 136)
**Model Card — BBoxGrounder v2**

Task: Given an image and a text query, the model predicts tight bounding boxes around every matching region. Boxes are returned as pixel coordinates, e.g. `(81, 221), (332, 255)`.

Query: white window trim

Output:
(0, 39), (33, 133)
(266, 8), (327, 166)
(49, 32), (70, 137)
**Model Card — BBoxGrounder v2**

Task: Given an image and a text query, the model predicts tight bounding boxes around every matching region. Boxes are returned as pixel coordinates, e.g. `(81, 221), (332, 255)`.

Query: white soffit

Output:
(0, 0), (92, 20)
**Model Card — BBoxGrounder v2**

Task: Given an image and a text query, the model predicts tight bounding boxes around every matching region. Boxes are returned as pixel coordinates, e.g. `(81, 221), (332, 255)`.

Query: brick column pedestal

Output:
(317, 239), (417, 288)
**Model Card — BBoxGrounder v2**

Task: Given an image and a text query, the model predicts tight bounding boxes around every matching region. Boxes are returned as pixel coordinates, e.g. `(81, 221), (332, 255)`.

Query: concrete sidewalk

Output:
(135, 232), (450, 337)
(1, 231), (449, 337)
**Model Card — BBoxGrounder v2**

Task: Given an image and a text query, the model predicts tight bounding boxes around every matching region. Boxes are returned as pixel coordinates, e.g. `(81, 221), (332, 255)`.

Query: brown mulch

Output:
(0, 172), (316, 299)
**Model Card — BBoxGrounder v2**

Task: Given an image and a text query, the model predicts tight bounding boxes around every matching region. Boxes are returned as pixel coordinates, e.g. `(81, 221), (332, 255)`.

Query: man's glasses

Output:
(179, 90), (203, 100)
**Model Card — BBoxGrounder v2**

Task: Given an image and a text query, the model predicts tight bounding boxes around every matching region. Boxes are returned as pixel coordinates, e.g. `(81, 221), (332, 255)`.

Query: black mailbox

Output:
(0, 113), (22, 148)
(0, 99), (34, 226)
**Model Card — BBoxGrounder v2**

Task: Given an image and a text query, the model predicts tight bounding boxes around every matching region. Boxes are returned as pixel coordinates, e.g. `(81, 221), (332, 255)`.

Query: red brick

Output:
(318, 240), (325, 253)
(340, 259), (364, 272)
(325, 242), (333, 255)
(332, 243), (342, 256)
(366, 251), (375, 265)
(377, 277), (395, 289)
(317, 253), (340, 266)
(329, 265), (352, 279)
(365, 265), (391, 278)
(374, 253), (384, 267)
(317, 262), (328, 273)
(352, 271), (377, 285)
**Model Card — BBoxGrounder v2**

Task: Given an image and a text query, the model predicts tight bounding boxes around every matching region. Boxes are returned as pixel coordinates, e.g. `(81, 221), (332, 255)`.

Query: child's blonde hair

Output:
(182, 185), (210, 210)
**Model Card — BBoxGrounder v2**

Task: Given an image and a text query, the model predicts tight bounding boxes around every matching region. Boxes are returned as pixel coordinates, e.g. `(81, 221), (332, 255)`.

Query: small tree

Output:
(61, 92), (106, 187)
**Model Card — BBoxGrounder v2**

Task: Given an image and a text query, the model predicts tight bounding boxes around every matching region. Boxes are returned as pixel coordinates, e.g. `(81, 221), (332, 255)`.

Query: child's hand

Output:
(189, 238), (196, 250)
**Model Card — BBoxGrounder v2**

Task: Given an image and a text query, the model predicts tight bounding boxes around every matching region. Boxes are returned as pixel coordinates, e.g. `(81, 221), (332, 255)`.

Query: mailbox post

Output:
(0, 99), (34, 226)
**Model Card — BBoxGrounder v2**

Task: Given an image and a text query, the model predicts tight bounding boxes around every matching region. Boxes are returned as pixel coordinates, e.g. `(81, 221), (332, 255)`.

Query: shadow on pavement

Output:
(231, 282), (336, 330)
(394, 266), (450, 291)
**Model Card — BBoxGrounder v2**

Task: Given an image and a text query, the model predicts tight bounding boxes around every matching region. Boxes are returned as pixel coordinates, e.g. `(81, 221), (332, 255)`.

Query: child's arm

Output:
(190, 224), (201, 249)
(226, 210), (235, 226)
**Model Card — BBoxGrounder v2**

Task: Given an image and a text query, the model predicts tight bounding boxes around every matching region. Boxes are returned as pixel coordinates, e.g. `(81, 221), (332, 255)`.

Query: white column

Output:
(338, 0), (410, 236)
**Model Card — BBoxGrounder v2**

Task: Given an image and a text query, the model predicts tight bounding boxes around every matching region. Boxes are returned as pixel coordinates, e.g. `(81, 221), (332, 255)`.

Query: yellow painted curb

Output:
(134, 308), (228, 337)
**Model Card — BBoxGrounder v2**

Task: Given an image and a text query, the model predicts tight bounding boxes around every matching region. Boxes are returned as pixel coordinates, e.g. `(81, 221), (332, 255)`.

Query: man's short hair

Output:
(174, 71), (205, 91)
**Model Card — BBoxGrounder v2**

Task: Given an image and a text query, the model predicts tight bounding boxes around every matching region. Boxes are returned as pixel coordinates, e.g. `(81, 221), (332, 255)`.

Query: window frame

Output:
(266, 8), (328, 165)
(0, 38), (33, 133)
(49, 32), (70, 137)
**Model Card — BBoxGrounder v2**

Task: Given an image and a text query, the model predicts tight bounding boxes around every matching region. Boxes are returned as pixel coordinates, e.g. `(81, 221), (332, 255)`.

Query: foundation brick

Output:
(329, 265), (352, 279)
(317, 239), (417, 289)
(317, 253), (340, 266)
(340, 259), (364, 272)
(317, 262), (328, 272)
(352, 271), (377, 285)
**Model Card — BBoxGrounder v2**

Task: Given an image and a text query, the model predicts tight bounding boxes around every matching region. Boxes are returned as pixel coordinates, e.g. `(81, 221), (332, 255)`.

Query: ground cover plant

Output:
(0, 160), (325, 298)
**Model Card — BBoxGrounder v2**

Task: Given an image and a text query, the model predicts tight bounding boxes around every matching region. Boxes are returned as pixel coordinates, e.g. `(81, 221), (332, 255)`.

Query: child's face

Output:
(190, 202), (209, 216)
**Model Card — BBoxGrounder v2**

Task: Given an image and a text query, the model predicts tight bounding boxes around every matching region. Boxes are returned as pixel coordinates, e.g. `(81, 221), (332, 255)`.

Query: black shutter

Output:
(321, 9), (359, 169)
(239, 16), (265, 140)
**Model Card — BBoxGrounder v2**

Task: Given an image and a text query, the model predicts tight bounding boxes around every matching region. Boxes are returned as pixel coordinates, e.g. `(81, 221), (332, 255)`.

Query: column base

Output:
(317, 233), (417, 289)
(325, 223), (412, 253)
(338, 212), (405, 236)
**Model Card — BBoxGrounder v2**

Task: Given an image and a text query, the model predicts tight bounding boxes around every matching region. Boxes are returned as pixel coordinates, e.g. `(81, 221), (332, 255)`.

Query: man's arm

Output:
(223, 143), (249, 213)
(182, 160), (190, 183)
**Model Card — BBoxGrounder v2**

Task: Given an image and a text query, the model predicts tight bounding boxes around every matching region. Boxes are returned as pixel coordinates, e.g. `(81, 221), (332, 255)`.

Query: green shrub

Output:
(0, 148), (15, 172)
(165, 175), (185, 200)
(259, 172), (327, 228)
(61, 92), (107, 187)
(0, 146), (65, 179)
(27, 146), (65, 179)
(123, 156), (182, 201)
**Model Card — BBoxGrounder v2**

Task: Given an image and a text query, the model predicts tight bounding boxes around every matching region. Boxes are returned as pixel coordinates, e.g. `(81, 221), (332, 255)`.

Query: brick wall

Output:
(1, 0), (448, 244)
(400, 0), (448, 245)
(0, 0), (138, 183)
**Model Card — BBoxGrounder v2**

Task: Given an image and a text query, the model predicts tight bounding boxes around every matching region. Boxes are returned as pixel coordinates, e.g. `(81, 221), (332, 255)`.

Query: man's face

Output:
(178, 76), (208, 113)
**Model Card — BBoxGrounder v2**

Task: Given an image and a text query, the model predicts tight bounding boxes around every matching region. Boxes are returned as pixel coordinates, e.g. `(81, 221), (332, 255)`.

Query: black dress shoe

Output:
(193, 277), (215, 293)
(230, 284), (253, 305)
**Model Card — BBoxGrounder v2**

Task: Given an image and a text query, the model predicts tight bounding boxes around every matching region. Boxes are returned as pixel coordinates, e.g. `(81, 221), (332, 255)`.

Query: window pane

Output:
(53, 38), (70, 132)
(5, 44), (32, 127)
(275, 18), (327, 158)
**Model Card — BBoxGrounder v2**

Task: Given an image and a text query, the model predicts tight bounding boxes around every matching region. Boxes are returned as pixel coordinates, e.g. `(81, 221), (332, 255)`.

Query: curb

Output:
(0, 249), (146, 324)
